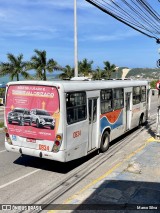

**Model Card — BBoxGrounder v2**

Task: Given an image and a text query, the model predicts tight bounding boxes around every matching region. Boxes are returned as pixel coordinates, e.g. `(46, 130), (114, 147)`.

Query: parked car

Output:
(30, 109), (55, 129)
(8, 108), (31, 126)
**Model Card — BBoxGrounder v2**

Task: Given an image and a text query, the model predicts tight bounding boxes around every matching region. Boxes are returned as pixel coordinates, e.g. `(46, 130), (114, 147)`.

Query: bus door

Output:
(125, 92), (132, 130)
(88, 98), (98, 151)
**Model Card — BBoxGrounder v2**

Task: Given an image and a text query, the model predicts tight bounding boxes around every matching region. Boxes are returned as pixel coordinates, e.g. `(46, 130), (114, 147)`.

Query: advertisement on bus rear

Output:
(5, 85), (60, 141)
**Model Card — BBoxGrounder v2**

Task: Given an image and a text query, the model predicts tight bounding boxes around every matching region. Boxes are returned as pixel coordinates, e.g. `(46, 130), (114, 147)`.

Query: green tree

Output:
(103, 61), (116, 79)
(29, 49), (61, 80)
(78, 58), (93, 77)
(150, 80), (158, 89)
(59, 65), (74, 80)
(0, 88), (5, 97)
(0, 53), (30, 81)
(92, 67), (105, 80)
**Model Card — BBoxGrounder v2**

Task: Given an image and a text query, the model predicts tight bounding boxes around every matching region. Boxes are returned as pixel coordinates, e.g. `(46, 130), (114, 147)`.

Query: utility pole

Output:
(74, 0), (78, 77)
(156, 50), (160, 138)
(156, 86), (160, 139)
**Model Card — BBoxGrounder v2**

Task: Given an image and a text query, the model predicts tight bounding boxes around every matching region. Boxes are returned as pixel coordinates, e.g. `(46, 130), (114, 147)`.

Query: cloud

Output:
(1, 25), (58, 40)
(0, 10), (6, 19)
(0, 0), (92, 10)
(36, 0), (92, 9)
(0, 1), (74, 41)
(80, 30), (139, 42)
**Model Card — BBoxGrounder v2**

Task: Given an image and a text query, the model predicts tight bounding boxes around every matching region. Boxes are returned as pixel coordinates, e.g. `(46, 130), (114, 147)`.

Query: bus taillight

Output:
(52, 134), (62, 152)
(6, 133), (9, 138)
(55, 141), (60, 146)
(56, 135), (62, 141)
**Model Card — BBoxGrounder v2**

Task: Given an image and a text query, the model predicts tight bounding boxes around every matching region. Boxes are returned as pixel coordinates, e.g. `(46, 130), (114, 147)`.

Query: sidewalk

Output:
(58, 138), (160, 212)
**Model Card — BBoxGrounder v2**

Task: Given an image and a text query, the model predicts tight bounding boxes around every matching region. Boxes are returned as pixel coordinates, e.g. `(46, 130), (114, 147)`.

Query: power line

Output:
(85, 0), (160, 42)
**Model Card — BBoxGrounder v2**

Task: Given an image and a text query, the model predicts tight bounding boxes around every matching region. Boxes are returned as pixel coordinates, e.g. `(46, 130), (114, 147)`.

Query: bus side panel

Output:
(131, 102), (147, 129)
(131, 103), (140, 128)
(65, 120), (88, 161)
(100, 109), (124, 140)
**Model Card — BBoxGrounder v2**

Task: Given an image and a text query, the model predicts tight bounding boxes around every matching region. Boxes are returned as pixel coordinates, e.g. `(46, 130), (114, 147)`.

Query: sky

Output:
(0, 0), (159, 70)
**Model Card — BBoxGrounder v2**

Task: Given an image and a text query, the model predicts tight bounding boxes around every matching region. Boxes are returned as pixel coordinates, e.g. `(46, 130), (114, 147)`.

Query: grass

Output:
(0, 122), (4, 128)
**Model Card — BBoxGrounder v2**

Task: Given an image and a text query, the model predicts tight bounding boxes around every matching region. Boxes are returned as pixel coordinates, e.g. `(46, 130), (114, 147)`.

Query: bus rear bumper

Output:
(5, 142), (66, 162)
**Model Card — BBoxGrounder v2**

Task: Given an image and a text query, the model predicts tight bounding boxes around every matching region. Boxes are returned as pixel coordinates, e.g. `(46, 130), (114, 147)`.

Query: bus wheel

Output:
(100, 131), (110, 152)
(139, 115), (144, 127)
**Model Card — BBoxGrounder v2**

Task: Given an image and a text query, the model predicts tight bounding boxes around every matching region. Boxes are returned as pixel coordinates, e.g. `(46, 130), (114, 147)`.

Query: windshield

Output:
(14, 109), (24, 113)
(37, 110), (50, 116)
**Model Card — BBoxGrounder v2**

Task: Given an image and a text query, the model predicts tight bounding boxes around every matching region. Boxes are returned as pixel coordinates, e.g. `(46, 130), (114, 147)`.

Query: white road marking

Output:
(0, 150), (6, 153)
(0, 169), (41, 189)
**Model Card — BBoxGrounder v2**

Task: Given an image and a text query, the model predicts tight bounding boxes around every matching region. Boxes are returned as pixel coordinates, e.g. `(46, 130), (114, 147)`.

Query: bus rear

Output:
(4, 82), (65, 162)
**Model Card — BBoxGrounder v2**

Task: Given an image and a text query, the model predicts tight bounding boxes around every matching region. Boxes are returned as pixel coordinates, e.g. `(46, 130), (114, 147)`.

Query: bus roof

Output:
(6, 80), (149, 92)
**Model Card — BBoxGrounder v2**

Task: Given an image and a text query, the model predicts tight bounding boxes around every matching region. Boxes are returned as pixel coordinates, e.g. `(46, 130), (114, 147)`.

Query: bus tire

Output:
(138, 114), (144, 127)
(100, 131), (110, 152)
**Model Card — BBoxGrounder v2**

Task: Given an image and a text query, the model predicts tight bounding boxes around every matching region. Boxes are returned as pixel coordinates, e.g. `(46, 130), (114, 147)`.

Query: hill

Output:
(0, 71), (62, 84)
(126, 68), (160, 79)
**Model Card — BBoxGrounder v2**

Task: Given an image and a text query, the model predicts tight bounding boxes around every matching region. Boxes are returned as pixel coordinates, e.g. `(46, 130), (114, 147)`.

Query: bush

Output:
(0, 122), (4, 128)
(150, 80), (157, 89)
(0, 88), (5, 97)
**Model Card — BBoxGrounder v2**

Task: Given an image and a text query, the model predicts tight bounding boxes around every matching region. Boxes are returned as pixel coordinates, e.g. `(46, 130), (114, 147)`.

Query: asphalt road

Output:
(0, 93), (158, 208)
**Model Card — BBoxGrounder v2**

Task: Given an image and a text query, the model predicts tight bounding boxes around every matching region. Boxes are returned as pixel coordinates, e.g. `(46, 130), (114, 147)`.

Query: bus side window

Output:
(101, 89), (113, 114)
(141, 86), (146, 102)
(78, 106), (85, 120)
(133, 86), (141, 105)
(93, 99), (97, 123)
(67, 108), (74, 123)
(66, 92), (87, 124)
(113, 88), (124, 110)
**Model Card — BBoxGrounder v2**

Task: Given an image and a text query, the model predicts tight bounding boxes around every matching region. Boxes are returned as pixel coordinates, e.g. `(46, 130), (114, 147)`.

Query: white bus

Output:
(4, 80), (150, 162)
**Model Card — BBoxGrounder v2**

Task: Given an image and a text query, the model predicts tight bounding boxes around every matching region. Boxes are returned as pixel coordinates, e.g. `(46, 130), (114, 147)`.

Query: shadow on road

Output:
(13, 121), (155, 174)
(13, 127), (139, 174)
(13, 151), (98, 174)
(68, 179), (160, 213)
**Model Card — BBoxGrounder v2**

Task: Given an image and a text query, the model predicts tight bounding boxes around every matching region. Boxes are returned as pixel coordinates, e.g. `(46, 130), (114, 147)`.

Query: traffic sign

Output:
(157, 59), (160, 68)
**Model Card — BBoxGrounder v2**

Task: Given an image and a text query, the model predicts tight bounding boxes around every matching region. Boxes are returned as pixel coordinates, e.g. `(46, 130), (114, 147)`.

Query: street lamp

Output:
(74, 0), (78, 77)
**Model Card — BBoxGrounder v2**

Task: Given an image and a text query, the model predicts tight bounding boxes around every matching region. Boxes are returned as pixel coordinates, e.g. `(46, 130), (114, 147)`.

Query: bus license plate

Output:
(39, 144), (49, 151)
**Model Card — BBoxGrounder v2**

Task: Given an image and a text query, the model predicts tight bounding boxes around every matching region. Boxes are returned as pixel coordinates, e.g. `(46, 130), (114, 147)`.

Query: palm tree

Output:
(59, 65), (74, 80)
(92, 67), (105, 80)
(0, 53), (30, 81)
(103, 61), (116, 79)
(78, 58), (93, 77)
(29, 49), (61, 80)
